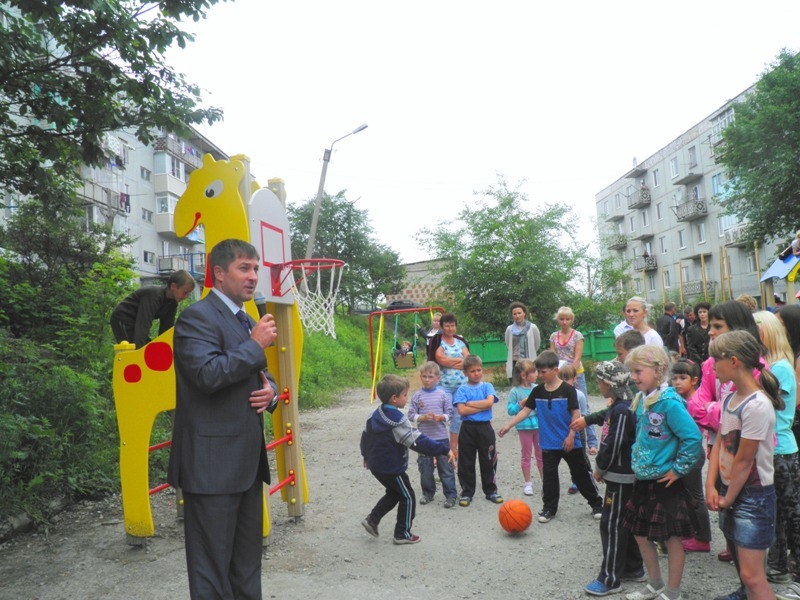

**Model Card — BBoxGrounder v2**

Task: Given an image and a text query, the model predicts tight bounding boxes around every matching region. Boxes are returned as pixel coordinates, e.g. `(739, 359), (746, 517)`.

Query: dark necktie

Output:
(235, 310), (251, 335)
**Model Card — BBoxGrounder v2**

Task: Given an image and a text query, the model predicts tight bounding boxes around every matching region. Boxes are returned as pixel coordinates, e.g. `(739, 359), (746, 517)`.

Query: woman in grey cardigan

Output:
(504, 301), (541, 381)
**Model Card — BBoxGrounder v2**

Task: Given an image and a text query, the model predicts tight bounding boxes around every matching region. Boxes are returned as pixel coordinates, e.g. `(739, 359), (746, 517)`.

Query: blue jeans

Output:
(719, 484), (776, 550)
(417, 451), (457, 499)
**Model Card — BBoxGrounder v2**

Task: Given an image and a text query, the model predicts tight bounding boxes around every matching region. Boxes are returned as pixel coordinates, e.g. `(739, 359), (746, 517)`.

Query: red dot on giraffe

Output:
(124, 364), (142, 383)
(144, 342), (173, 371)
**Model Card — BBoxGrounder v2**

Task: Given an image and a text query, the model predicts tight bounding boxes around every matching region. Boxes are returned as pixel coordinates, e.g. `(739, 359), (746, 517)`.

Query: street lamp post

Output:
(305, 123), (368, 259)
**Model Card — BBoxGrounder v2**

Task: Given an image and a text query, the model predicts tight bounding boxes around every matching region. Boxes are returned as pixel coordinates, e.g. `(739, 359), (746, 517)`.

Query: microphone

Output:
(254, 292), (267, 318)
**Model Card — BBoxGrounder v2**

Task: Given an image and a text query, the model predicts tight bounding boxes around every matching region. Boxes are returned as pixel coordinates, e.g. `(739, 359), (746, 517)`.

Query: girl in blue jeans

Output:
(706, 331), (781, 600)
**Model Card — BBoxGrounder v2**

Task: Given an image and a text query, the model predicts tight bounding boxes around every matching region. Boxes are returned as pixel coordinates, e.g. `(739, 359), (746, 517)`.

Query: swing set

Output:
(368, 306), (445, 401)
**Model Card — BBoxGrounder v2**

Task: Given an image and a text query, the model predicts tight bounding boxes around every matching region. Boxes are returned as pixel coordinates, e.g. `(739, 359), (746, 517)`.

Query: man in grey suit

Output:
(168, 238), (279, 600)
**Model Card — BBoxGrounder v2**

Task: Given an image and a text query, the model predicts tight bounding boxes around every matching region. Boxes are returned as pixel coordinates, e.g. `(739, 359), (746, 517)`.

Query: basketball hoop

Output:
(281, 259), (346, 338)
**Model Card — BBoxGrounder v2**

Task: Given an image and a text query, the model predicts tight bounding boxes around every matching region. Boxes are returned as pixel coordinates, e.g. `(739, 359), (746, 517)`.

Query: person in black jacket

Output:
(110, 270), (195, 347)
(360, 374), (455, 545)
(656, 302), (681, 352)
(582, 361), (644, 596)
(684, 302), (711, 364)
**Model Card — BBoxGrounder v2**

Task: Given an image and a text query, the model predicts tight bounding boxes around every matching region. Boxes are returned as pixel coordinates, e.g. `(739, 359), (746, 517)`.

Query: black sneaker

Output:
(419, 495), (433, 505)
(361, 517), (379, 538)
(537, 509), (555, 523)
(485, 493), (504, 504)
(592, 506), (603, 520)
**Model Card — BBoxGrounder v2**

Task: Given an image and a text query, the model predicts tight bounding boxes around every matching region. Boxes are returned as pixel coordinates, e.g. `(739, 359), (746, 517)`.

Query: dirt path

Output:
(1, 388), (741, 599)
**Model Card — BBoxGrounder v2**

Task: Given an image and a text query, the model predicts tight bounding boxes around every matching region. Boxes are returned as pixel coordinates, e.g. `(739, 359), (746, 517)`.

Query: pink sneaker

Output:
(681, 538), (710, 552)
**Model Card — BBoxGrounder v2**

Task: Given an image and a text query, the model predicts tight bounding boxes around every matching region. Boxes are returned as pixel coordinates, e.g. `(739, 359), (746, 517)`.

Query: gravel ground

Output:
(0, 387), (745, 599)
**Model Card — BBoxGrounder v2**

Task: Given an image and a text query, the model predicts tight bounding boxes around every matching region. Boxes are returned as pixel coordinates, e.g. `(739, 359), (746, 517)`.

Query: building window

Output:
(656, 202), (663, 220)
(614, 193), (621, 209)
(653, 169), (661, 188)
(169, 156), (182, 179)
(617, 221), (625, 235)
(642, 210), (649, 228)
(670, 158), (678, 178)
(747, 253), (756, 273)
(143, 250), (155, 265)
(659, 236), (667, 254)
(644, 241), (653, 256)
(648, 274), (656, 290)
(697, 222), (706, 244)
(140, 167), (152, 182)
(603, 200), (609, 215)
(688, 146), (697, 168)
(635, 279), (642, 293)
(711, 173), (725, 196)
(629, 216), (636, 233)
(682, 265), (690, 283)
(142, 208), (153, 223)
(718, 213), (741, 235)
(711, 108), (736, 144)
(664, 270), (671, 288)
(678, 229), (686, 249)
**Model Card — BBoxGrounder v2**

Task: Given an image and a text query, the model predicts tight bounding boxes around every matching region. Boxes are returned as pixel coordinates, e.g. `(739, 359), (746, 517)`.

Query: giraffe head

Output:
(174, 154), (250, 290)
(174, 154), (249, 240)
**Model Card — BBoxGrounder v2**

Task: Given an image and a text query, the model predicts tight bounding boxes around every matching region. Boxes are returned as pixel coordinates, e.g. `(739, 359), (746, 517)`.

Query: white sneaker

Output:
(523, 482), (533, 496)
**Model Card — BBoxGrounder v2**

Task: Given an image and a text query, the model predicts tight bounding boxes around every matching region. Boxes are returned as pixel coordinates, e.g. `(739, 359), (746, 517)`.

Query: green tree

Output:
(565, 253), (631, 333)
(287, 191), (405, 312)
(718, 49), (800, 245)
(0, 0), (223, 205)
(416, 178), (584, 339)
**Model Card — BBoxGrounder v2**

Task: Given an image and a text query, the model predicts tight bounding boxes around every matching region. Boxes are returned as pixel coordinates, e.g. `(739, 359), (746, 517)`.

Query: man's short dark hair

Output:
(534, 350), (559, 370)
(167, 270), (196, 289)
(209, 239), (259, 283)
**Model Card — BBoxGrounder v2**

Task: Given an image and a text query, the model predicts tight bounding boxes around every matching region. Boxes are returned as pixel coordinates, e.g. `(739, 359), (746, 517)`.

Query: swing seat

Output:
(392, 350), (417, 370)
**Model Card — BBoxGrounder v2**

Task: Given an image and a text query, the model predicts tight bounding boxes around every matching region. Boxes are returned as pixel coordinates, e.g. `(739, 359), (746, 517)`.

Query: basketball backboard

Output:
(248, 187), (295, 305)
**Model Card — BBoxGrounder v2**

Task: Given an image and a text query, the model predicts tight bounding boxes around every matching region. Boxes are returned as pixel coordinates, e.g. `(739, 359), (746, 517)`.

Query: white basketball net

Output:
(291, 261), (346, 338)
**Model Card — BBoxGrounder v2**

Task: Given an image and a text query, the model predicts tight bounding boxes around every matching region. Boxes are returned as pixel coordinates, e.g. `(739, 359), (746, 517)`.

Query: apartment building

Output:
(595, 85), (785, 309)
(76, 127), (227, 286)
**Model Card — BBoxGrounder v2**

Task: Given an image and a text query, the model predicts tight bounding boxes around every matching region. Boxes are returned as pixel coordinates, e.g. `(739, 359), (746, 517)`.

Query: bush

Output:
(0, 331), (118, 524)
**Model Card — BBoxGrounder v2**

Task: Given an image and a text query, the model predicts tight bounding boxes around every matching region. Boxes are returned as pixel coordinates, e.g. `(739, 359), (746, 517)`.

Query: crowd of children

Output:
(360, 301), (796, 600)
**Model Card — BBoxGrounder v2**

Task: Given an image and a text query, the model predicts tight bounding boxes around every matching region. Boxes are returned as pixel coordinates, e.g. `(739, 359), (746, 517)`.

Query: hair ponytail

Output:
(759, 369), (785, 411)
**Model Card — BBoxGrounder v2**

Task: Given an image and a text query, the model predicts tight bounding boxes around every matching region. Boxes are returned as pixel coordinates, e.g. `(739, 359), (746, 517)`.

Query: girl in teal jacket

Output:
(623, 344), (702, 600)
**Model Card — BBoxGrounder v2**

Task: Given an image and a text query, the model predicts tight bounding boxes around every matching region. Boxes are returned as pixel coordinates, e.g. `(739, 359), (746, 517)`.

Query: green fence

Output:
(469, 329), (618, 366)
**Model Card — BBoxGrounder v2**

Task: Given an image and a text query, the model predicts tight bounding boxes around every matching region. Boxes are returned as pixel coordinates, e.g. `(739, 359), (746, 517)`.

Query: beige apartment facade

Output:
(595, 85), (788, 310)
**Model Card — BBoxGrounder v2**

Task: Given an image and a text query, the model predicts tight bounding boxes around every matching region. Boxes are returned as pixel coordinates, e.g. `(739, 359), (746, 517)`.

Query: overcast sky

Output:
(166, 1), (800, 264)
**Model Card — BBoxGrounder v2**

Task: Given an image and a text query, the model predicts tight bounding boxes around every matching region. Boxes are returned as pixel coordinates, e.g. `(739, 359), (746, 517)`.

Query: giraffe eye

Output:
(204, 180), (223, 198)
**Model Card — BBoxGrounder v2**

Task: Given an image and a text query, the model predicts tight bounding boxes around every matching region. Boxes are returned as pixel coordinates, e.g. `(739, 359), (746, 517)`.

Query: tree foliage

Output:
(287, 191), (405, 313)
(0, 0), (224, 204)
(718, 49), (800, 246)
(416, 178), (586, 339)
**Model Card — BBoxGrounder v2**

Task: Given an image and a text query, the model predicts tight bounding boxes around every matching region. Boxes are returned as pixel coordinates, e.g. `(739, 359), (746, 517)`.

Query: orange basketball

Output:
(498, 499), (532, 534)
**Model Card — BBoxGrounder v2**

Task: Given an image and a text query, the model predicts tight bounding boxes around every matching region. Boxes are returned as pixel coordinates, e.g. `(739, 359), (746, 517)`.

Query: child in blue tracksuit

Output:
(361, 374), (455, 545)
(622, 345), (702, 600)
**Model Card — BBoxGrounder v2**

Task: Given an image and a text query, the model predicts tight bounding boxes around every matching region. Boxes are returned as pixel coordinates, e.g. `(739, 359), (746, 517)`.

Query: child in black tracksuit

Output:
(360, 374), (456, 545)
(583, 361), (644, 596)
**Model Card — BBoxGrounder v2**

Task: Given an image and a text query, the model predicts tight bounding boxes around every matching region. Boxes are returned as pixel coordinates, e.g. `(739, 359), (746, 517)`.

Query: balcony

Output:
(154, 136), (203, 170)
(674, 198), (708, 222)
(627, 187), (651, 209)
(724, 224), (748, 247)
(605, 234), (628, 250)
(684, 279), (717, 297)
(159, 252), (206, 279)
(633, 255), (658, 271)
(605, 209), (625, 222)
(630, 229), (654, 241)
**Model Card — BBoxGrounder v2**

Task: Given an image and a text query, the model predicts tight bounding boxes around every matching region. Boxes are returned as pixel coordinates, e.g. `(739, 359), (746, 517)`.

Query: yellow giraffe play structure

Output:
(112, 154), (308, 544)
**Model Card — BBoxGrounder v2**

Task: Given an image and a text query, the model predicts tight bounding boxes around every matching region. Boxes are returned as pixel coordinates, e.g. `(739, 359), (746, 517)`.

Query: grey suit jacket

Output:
(168, 291), (275, 494)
